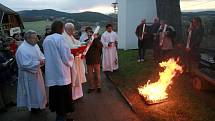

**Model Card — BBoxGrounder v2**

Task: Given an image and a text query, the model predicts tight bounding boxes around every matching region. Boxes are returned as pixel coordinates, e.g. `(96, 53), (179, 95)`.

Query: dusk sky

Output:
(0, 0), (215, 14)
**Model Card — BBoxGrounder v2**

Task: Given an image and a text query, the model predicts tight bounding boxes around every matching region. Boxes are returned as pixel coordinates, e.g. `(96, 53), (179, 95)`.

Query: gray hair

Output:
(65, 23), (75, 31)
(24, 30), (37, 40)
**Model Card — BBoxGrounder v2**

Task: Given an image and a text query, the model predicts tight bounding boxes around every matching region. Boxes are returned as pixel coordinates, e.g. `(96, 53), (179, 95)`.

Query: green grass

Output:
(110, 49), (155, 90)
(23, 20), (52, 35)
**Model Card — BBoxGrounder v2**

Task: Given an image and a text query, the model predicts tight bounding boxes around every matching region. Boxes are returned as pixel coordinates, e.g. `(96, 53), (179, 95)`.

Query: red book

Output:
(71, 45), (87, 56)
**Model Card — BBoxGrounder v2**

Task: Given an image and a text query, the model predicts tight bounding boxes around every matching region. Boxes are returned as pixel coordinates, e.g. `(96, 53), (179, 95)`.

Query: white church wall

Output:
(118, 0), (157, 50)
(117, 0), (127, 49)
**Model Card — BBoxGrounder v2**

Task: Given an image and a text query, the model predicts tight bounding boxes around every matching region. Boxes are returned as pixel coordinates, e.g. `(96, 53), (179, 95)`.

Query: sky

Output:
(0, 0), (215, 14)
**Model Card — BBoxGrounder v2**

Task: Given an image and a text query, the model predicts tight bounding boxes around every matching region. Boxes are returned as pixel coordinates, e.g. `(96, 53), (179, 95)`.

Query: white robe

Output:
(101, 31), (119, 72)
(43, 33), (74, 87)
(63, 32), (86, 100)
(15, 41), (47, 111)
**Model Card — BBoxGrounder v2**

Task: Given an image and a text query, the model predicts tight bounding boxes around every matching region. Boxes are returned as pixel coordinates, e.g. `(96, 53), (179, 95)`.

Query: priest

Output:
(15, 30), (47, 113)
(43, 21), (75, 121)
(101, 24), (119, 72)
(63, 23), (86, 100)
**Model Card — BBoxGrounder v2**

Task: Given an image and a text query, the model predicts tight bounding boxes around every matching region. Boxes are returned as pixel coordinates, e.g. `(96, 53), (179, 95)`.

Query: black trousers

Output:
(185, 49), (200, 72)
(138, 40), (146, 60)
(49, 84), (75, 115)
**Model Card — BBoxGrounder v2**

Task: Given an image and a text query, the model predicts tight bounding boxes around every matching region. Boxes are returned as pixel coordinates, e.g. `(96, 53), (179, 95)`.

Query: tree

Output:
(156, 0), (182, 40)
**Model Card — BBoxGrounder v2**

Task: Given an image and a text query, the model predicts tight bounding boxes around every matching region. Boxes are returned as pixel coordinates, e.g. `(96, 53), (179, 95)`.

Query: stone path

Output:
(0, 74), (141, 121)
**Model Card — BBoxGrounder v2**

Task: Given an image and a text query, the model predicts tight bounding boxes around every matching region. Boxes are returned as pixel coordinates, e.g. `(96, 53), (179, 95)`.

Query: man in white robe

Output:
(15, 30), (47, 112)
(101, 24), (119, 72)
(63, 23), (86, 100)
(43, 21), (75, 121)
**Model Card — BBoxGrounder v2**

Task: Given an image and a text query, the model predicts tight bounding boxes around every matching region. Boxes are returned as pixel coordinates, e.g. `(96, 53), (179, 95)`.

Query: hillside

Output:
(18, 9), (116, 22)
(182, 11), (215, 17)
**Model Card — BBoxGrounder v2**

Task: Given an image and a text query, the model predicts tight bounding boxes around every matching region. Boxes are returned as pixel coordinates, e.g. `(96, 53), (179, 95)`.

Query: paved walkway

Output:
(0, 74), (141, 121)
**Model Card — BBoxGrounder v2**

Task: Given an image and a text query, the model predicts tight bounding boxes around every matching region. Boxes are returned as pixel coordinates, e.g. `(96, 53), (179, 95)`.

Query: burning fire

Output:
(138, 58), (183, 104)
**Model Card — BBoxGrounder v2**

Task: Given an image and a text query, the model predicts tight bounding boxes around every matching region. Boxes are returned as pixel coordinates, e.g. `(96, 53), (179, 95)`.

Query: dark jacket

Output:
(86, 38), (103, 65)
(135, 24), (151, 41)
(190, 26), (204, 50)
(150, 23), (160, 34)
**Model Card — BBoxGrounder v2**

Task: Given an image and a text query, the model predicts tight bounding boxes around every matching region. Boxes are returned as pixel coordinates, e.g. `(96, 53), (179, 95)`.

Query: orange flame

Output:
(138, 58), (183, 103)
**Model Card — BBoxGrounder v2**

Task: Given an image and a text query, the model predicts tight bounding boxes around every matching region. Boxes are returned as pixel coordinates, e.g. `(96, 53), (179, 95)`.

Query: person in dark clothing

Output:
(135, 18), (151, 62)
(0, 52), (9, 82)
(0, 51), (16, 112)
(0, 51), (7, 111)
(85, 30), (103, 93)
(150, 17), (161, 63)
(185, 16), (204, 73)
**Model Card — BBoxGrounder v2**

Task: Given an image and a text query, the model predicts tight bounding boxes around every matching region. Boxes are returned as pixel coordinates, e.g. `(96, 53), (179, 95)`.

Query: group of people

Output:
(135, 17), (176, 62)
(15, 20), (119, 121)
(1, 13), (205, 121)
(135, 16), (204, 73)
(0, 33), (24, 112)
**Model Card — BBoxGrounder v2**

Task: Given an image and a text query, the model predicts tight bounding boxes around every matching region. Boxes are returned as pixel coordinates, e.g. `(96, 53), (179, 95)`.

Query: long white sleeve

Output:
(16, 49), (40, 74)
(59, 37), (74, 68)
(101, 34), (109, 48)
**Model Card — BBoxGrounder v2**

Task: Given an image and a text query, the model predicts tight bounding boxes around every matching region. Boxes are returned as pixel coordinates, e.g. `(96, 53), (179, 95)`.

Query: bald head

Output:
(65, 23), (75, 36)
(153, 17), (159, 24)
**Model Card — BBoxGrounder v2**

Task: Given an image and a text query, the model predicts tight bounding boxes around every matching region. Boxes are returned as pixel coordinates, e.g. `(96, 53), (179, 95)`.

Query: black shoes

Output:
(97, 88), (101, 93)
(30, 108), (41, 114)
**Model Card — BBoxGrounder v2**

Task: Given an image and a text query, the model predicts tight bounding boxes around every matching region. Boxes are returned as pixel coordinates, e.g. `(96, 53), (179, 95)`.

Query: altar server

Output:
(16, 30), (47, 112)
(43, 21), (75, 121)
(101, 24), (119, 72)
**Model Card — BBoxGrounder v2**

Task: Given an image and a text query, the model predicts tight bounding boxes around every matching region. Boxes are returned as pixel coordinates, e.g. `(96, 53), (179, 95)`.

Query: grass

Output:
(109, 49), (215, 121)
(23, 20), (52, 35)
(109, 49), (157, 91)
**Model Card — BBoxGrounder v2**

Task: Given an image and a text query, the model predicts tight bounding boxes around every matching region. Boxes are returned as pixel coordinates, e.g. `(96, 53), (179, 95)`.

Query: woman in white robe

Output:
(101, 24), (119, 72)
(63, 23), (86, 100)
(15, 30), (47, 111)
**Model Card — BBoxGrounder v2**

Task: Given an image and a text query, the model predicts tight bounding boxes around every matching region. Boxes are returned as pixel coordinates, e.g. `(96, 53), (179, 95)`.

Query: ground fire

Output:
(138, 58), (183, 104)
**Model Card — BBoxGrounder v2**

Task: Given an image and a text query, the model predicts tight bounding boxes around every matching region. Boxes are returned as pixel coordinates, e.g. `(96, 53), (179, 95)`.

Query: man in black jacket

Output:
(85, 31), (103, 93)
(150, 17), (161, 62)
(135, 18), (151, 62)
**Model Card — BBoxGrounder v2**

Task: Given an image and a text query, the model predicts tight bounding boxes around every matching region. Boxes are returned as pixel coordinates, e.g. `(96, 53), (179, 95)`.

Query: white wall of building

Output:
(118, 0), (157, 50)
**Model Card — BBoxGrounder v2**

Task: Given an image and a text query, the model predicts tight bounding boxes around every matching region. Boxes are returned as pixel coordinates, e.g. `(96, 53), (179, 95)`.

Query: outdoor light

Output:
(111, 0), (118, 14)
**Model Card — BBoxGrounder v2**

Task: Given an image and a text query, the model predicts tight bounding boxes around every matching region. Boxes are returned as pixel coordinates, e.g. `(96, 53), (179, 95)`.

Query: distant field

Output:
(23, 20), (109, 36)
(23, 20), (52, 35)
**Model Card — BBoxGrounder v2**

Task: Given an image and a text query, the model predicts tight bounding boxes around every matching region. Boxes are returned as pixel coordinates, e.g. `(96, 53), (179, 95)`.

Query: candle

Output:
(142, 24), (146, 40)
(82, 26), (100, 56)
(160, 24), (168, 46)
(186, 24), (192, 49)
